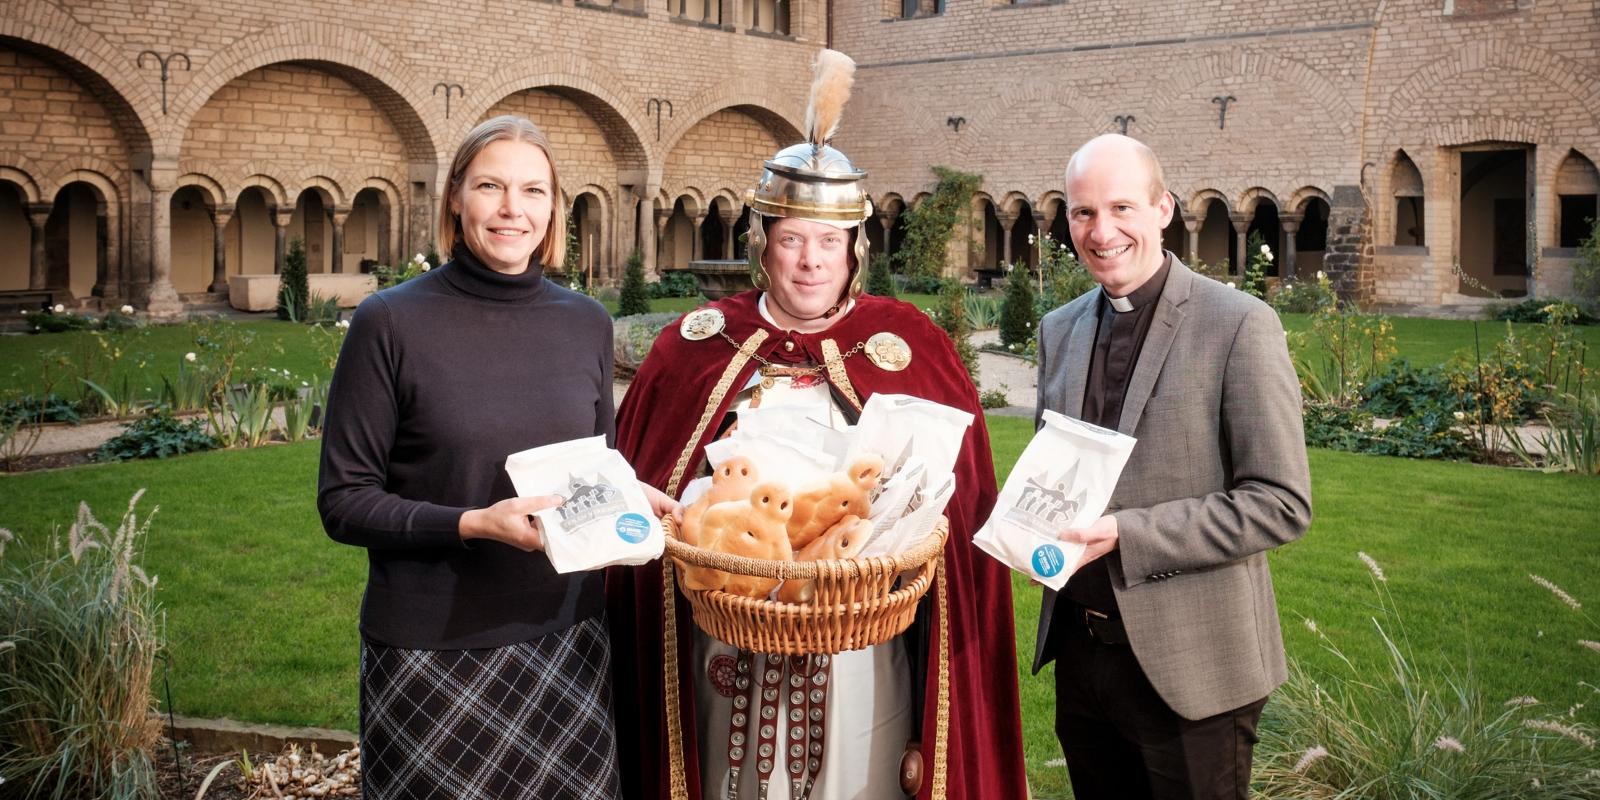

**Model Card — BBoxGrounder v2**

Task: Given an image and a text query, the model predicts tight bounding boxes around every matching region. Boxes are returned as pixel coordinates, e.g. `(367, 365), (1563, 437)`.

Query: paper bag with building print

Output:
(974, 410), (1136, 591)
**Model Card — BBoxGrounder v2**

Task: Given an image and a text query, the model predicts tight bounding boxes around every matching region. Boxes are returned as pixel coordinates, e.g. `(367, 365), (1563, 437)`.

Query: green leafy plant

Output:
(280, 377), (327, 444)
(1242, 231), (1271, 300)
(927, 278), (978, 380)
(24, 307), (94, 334)
(1507, 392), (1600, 475)
(613, 311), (678, 377)
(94, 408), (219, 461)
(1361, 361), (1463, 420)
(208, 383), (277, 449)
(0, 493), (165, 800)
(277, 237), (309, 322)
(1271, 272), (1338, 314)
(79, 375), (144, 420)
(159, 358), (213, 414)
(998, 264), (1037, 345)
(0, 394), (81, 427)
(1573, 216), (1600, 313)
(1494, 298), (1597, 325)
(1034, 234), (1095, 314)
(866, 252), (896, 298)
(647, 271), (701, 299)
(894, 166), (982, 282)
(372, 252), (431, 289)
(978, 386), (1010, 410)
(617, 249), (650, 317)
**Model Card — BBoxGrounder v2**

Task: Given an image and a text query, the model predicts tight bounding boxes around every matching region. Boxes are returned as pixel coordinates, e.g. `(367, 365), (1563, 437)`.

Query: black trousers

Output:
(1051, 605), (1266, 800)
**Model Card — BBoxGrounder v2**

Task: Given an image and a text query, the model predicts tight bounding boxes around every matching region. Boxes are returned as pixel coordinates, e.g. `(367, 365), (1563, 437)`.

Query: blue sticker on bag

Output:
(616, 513), (650, 544)
(1032, 544), (1065, 578)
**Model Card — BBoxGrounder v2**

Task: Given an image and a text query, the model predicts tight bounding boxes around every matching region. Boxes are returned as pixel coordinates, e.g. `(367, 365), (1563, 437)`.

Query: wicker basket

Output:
(663, 515), (948, 655)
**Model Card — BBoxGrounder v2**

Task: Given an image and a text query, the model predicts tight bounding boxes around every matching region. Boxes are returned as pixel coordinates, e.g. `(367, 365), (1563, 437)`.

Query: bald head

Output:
(1065, 134), (1167, 206)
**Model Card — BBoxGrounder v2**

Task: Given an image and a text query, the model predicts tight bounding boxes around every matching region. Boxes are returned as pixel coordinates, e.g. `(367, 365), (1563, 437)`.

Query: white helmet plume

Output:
(803, 49), (856, 149)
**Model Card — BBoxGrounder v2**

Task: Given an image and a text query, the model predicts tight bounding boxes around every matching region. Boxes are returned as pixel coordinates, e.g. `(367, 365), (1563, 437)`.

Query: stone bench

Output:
(228, 273), (376, 312)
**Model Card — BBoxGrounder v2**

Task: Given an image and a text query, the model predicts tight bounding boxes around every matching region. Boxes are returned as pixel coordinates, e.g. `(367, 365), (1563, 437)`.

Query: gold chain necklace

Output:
(717, 331), (867, 378)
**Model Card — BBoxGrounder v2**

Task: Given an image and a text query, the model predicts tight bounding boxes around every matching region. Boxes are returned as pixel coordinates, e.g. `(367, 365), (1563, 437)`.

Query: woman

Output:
(318, 114), (672, 799)
(606, 51), (1028, 800)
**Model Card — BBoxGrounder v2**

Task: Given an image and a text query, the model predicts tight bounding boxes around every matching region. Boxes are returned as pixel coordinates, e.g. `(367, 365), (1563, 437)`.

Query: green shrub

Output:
(1035, 234), (1095, 314)
(899, 274), (944, 295)
(0, 394), (82, 427)
(372, 253), (431, 289)
(998, 265), (1037, 346)
(978, 387), (1010, 409)
(1302, 401), (1476, 461)
(94, 408), (219, 462)
(1574, 216), (1600, 311)
(1270, 273), (1338, 314)
(962, 292), (1001, 330)
(25, 309), (94, 334)
(1493, 298), (1597, 325)
(617, 249), (650, 317)
(0, 493), (165, 800)
(866, 252), (896, 298)
(894, 166), (982, 282)
(1360, 361), (1462, 420)
(277, 237), (309, 322)
(648, 270), (700, 299)
(613, 311), (678, 375)
(927, 279), (978, 381)
(1242, 231), (1271, 300)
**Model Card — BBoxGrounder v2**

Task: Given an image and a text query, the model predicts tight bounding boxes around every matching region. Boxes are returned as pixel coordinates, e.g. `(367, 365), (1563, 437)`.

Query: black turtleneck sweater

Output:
(317, 246), (615, 650)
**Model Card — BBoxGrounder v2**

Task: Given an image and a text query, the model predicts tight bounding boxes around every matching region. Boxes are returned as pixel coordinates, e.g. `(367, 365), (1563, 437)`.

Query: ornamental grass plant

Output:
(0, 493), (164, 800)
(1255, 554), (1600, 799)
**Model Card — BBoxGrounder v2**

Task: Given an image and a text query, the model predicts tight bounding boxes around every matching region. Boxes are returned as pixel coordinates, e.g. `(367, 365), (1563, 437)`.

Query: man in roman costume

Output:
(606, 49), (1027, 800)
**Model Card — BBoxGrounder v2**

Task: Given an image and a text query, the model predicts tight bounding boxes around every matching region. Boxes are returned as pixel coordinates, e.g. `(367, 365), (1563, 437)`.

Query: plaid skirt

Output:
(359, 615), (622, 800)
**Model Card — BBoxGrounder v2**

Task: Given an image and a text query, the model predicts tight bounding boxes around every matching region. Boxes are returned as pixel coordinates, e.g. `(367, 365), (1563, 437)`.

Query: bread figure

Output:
(679, 456), (761, 547)
(776, 514), (874, 604)
(696, 482), (795, 598)
(846, 454), (885, 495)
(787, 465), (879, 550)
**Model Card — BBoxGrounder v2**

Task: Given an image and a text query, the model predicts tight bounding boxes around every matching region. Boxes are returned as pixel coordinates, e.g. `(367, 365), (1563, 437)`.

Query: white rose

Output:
(120, 304), (134, 314)
(1316, 270), (1326, 280)
(184, 352), (197, 363)
(1226, 281), (1237, 289)
(421, 263), (431, 271)
(1453, 411), (1466, 421)
(1059, 244), (1067, 251)
(336, 319), (351, 329)
(19, 310), (27, 316)
(1027, 233), (1036, 245)
(53, 304), (64, 313)
(1260, 244), (1271, 256)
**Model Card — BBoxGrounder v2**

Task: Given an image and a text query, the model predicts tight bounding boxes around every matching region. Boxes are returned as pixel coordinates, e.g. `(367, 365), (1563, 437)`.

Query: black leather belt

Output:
(1081, 607), (1128, 645)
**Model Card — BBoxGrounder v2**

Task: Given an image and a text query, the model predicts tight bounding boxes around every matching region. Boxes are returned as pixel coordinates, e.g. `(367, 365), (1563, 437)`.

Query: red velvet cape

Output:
(605, 291), (1027, 800)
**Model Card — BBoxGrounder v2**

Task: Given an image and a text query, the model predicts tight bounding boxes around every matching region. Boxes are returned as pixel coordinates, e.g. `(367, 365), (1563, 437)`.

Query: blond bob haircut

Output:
(437, 115), (567, 270)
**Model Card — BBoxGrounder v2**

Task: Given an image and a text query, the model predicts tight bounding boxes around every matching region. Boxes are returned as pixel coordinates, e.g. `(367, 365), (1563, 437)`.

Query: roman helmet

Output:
(744, 49), (873, 304)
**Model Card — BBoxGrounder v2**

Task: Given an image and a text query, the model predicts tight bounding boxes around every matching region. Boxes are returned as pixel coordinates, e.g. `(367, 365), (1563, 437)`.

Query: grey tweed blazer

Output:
(1031, 255), (1312, 721)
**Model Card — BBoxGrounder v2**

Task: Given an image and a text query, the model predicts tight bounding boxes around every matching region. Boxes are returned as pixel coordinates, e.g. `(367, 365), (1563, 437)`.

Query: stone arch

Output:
(956, 81), (1100, 165)
(1289, 186), (1332, 214)
(45, 175), (117, 299)
(1552, 149), (1599, 248)
(661, 77), (806, 157)
(1388, 149), (1426, 248)
(1192, 191), (1234, 273)
(471, 57), (654, 170)
(1383, 39), (1600, 137)
(237, 174), (289, 209)
(999, 191), (1032, 218)
(1237, 187), (1280, 216)
(1146, 50), (1359, 139)
(1187, 189), (1230, 217)
(177, 173), (229, 209)
(0, 162), (43, 204)
(293, 174), (348, 208)
(42, 156), (127, 205)
(878, 193), (907, 217)
(168, 21), (439, 161)
(0, 3), (157, 154)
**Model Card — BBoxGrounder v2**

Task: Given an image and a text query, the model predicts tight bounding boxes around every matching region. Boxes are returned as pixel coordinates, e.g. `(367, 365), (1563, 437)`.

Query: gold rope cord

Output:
(664, 328), (768, 800)
(933, 567), (950, 798)
(820, 338), (863, 411)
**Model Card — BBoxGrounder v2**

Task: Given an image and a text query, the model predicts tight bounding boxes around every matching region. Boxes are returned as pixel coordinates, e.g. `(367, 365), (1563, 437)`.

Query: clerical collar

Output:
(757, 293), (855, 330)
(1104, 254), (1173, 314)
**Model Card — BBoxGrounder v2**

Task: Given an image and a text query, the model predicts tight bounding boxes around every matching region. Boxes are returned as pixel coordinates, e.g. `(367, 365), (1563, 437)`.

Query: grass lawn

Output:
(1279, 311), (1600, 373)
(4, 416), (1598, 797)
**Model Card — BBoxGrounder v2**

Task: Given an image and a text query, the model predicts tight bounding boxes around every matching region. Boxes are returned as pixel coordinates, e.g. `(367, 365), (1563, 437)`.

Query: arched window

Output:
(1555, 151), (1599, 248)
(1392, 151), (1425, 247)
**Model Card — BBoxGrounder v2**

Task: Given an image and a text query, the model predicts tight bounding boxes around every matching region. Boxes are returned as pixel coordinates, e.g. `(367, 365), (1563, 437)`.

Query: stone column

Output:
(1229, 213), (1251, 277)
(92, 203), (110, 297)
(145, 162), (183, 317)
(1033, 212), (1049, 266)
(27, 203), (50, 291)
(377, 205), (392, 267)
(722, 209), (738, 259)
(653, 206), (671, 279)
(331, 205), (351, 273)
(637, 193), (657, 276)
(996, 212), (1016, 267)
(876, 210), (898, 261)
(691, 212), (707, 261)
(1279, 213), (1302, 279)
(273, 208), (292, 274)
(211, 204), (233, 293)
(1182, 214), (1201, 266)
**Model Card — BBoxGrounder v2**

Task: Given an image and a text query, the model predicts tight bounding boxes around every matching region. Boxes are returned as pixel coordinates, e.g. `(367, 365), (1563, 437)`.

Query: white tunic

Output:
(693, 297), (913, 800)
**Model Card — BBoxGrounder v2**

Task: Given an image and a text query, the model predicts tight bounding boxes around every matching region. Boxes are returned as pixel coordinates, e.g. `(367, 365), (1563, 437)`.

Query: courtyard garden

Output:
(3, 261), (1599, 796)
